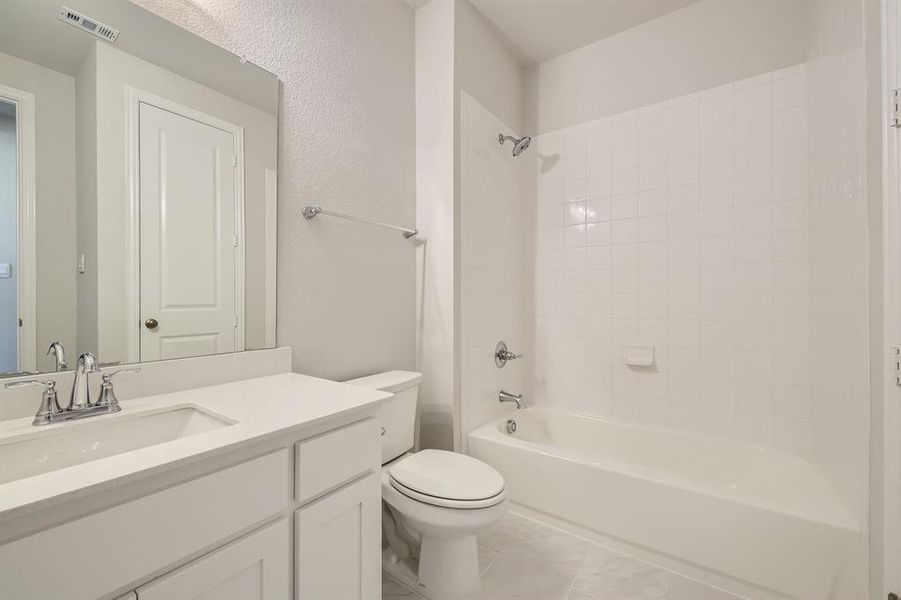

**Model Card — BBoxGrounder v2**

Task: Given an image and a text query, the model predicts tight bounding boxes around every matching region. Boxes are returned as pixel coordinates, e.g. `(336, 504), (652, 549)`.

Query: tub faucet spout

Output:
(499, 390), (525, 409)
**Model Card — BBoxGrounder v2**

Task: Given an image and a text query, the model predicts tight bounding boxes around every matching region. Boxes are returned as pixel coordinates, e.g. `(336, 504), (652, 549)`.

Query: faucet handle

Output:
(95, 369), (138, 411)
(5, 379), (56, 392)
(495, 341), (523, 368)
(6, 380), (62, 425)
(102, 367), (140, 380)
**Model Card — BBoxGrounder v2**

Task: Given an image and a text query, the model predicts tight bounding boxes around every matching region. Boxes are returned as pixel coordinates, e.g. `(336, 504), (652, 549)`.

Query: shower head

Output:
(498, 133), (532, 157)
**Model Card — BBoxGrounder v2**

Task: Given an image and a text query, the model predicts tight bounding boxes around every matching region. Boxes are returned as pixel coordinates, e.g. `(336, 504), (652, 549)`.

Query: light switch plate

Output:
(0, 263), (11, 278)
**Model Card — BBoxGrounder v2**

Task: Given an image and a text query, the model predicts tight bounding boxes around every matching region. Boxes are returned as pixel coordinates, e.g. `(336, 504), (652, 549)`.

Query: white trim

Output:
(125, 87), (246, 362)
(264, 168), (277, 348)
(0, 84), (36, 373)
(882, 0), (901, 596)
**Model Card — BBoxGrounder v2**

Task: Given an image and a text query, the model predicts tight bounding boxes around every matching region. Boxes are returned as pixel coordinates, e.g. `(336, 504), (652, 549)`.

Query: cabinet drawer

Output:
(0, 450), (288, 600)
(295, 418), (379, 503)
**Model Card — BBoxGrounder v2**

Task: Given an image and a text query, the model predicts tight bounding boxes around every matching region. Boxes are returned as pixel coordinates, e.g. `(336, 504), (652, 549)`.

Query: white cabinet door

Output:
(296, 473), (380, 600)
(137, 519), (289, 600)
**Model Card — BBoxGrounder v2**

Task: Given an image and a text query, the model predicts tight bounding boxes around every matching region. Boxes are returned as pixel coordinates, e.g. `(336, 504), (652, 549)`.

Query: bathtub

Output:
(468, 409), (860, 600)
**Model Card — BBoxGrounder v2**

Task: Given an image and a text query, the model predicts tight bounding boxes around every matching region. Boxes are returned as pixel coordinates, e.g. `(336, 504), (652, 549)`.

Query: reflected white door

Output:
(139, 102), (239, 361)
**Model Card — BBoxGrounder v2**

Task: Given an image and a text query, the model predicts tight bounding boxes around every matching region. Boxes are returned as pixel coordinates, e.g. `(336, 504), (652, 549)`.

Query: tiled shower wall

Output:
(524, 65), (812, 455)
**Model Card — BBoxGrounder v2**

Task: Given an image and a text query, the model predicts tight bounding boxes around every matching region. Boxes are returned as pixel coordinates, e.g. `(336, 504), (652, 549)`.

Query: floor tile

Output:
(667, 576), (740, 600)
(478, 512), (528, 552)
(572, 548), (671, 599)
(478, 555), (571, 600)
(479, 543), (503, 575)
(384, 511), (741, 600)
(501, 533), (592, 582)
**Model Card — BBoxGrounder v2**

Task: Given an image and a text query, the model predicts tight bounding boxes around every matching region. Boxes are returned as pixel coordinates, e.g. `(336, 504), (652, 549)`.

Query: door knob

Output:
(144, 318), (159, 330)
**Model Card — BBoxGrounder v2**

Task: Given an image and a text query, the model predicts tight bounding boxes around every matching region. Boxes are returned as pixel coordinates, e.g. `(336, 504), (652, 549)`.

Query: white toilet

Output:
(345, 370), (508, 600)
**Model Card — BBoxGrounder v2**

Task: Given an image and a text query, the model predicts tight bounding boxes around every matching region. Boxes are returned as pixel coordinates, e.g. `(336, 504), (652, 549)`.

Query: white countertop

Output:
(0, 373), (391, 520)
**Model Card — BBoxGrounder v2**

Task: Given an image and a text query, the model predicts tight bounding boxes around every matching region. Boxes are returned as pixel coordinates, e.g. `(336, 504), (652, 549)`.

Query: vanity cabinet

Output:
(0, 415), (383, 600)
(296, 472), (381, 599)
(137, 518), (289, 599)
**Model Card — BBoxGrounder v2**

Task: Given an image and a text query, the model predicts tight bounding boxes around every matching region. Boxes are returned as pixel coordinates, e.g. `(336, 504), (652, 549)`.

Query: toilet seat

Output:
(388, 449), (506, 509)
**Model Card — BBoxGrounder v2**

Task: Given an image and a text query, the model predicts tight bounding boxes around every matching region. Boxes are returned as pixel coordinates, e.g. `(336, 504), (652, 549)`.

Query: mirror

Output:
(0, 1), (278, 376)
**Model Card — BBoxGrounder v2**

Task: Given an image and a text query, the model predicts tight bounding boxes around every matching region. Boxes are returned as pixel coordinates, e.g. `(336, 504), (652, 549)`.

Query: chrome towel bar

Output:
(302, 205), (418, 239)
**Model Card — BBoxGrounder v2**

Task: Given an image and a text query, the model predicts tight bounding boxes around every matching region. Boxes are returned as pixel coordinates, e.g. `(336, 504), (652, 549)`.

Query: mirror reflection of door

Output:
(138, 100), (244, 361)
(0, 99), (17, 373)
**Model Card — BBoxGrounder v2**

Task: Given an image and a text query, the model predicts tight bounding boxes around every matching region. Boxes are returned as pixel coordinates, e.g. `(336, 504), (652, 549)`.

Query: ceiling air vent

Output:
(57, 7), (119, 43)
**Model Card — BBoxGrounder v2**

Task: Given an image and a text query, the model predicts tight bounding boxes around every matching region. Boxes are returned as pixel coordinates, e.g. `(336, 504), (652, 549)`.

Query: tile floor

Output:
(383, 512), (740, 600)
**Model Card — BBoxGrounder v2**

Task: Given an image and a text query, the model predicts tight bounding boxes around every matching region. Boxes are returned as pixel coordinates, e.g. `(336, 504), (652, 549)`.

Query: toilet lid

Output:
(388, 449), (505, 502)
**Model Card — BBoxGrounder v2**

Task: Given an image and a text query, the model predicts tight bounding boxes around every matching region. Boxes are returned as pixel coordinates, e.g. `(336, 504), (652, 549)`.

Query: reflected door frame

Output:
(883, 0), (901, 595)
(125, 87), (245, 363)
(0, 84), (36, 373)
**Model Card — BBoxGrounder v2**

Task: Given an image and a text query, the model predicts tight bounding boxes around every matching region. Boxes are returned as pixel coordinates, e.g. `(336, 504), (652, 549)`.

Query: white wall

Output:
(0, 113), (16, 372)
(135, 0), (417, 380)
(805, 0), (871, 569)
(523, 0), (813, 135)
(455, 1), (526, 444)
(459, 92), (525, 443)
(90, 41), (277, 363)
(75, 45), (98, 358)
(454, 0), (523, 134)
(415, 0), (456, 451)
(413, 0), (526, 449)
(0, 51), (77, 373)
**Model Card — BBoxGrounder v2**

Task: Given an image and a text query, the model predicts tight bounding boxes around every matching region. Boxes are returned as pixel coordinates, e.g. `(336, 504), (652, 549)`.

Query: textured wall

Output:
(134, 0), (417, 379)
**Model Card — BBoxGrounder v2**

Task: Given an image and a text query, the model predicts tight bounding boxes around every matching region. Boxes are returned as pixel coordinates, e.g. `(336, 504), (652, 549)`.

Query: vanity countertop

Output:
(0, 373), (391, 520)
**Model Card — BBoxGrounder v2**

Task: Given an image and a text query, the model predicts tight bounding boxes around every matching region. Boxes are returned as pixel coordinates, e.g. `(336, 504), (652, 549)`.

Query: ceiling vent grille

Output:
(57, 7), (119, 43)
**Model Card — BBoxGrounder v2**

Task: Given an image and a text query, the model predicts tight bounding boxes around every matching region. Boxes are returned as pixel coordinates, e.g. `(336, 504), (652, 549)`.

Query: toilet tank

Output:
(343, 370), (422, 464)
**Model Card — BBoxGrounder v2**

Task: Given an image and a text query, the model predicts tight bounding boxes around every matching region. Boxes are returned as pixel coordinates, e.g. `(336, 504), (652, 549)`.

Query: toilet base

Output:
(382, 534), (480, 600)
(418, 533), (480, 600)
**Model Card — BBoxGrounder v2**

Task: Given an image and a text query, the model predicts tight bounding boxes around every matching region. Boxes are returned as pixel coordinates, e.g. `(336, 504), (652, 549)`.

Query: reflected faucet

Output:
(69, 352), (99, 410)
(47, 341), (68, 372)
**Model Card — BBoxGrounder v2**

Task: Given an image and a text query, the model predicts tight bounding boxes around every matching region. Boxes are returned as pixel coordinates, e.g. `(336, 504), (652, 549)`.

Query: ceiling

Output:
(414, 0), (700, 65)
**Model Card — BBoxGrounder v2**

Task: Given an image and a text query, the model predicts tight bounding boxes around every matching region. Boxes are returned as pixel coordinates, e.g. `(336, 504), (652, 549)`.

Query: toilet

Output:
(344, 370), (508, 600)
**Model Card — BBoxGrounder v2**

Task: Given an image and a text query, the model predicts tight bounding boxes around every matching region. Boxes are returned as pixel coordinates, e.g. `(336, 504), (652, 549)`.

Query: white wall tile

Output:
(608, 112), (638, 146)
(639, 189), (668, 216)
(611, 193), (639, 220)
(564, 129), (588, 156)
(667, 184), (700, 213)
(524, 65), (812, 455)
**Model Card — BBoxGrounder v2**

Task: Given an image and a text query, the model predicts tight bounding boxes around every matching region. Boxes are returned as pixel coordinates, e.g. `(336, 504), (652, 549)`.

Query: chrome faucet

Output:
(69, 352), (100, 410)
(5, 361), (139, 426)
(47, 341), (68, 371)
(499, 390), (525, 409)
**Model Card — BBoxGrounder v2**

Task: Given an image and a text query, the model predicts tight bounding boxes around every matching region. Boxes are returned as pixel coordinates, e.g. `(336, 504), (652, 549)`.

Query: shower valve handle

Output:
(495, 341), (522, 368)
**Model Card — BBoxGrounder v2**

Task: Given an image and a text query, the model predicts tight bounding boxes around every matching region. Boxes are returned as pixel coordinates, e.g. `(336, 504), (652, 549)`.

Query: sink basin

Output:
(0, 406), (234, 484)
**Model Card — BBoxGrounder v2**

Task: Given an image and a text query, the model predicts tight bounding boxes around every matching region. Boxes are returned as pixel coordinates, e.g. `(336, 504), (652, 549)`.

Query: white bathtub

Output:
(468, 409), (860, 600)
